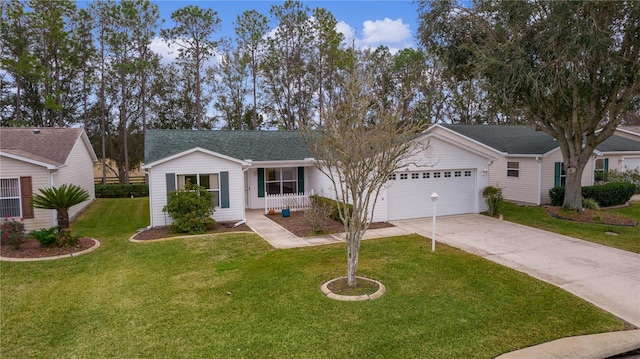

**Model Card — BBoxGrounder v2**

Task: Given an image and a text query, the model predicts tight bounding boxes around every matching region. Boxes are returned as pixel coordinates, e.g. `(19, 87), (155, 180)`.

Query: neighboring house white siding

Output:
(53, 137), (96, 220)
(494, 157), (542, 205)
(0, 156), (53, 231)
(148, 151), (245, 228)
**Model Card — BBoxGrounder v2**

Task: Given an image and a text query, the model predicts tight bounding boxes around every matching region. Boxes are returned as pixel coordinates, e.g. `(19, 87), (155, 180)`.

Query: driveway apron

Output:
(393, 214), (640, 328)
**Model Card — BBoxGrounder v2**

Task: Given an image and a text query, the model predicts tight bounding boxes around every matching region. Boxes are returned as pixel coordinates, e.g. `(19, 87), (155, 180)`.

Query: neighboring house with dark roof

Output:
(142, 129), (495, 227)
(0, 127), (98, 231)
(429, 124), (640, 205)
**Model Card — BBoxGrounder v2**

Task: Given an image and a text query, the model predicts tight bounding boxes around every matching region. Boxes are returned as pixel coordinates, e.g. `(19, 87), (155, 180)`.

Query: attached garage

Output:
(377, 133), (496, 221)
(623, 157), (640, 171)
(387, 169), (477, 220)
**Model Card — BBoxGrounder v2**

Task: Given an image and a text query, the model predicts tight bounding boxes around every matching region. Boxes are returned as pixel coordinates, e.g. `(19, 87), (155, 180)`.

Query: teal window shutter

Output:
(220, 171), (230, 208)
(297, 167), (304, 193)
(166, 173), (176, 202)
(604, 158), (609, 173)
(554, 162), (561, 187)
(258, 168), (265, 198)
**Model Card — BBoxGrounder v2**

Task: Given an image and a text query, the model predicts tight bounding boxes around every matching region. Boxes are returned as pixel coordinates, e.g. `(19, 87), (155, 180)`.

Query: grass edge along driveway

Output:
(501, 201), (640, 253)
(0, 198), (630, 358)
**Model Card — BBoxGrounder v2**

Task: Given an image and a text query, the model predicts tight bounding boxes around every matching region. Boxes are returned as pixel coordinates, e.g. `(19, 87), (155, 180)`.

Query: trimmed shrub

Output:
(581, 198), (600, 210)
(309, 195), (353, 223)
(482, 186), (503, 216)
(163, 181), (216, 234)
(549, 182), (636, 207)
(29, 227), (59, 246)
(1, 216), (25, 249)
(95, 184), (149, 198)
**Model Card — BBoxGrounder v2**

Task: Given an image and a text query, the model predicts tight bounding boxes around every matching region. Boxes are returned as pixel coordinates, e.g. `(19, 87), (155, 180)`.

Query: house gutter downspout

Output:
(142, 169), (153, 229)
(235, 164), (251, 227)
(536, 156), (542, 205)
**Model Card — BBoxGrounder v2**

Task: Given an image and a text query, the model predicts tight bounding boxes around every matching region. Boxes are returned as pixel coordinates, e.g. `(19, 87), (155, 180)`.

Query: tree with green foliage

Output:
(161, 5), (221, 130)
(234, 9), (269, 130)
(418, 0), (640, 209)
(163, 181), (216, 234)
(31, 184), (90, 239)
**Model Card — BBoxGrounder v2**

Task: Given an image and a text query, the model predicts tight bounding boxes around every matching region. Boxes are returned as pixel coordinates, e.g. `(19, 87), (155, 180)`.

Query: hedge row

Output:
(549, 182), (636, 207)
(95, 184), (149, 198)
(310, 195), (353, 223)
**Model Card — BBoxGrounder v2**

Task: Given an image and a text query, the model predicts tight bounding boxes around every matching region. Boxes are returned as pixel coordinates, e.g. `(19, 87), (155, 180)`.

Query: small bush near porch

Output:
(0, 198), (628, 358)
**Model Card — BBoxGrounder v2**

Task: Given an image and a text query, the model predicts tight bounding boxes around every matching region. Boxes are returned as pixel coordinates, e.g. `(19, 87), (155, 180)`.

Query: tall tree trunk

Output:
(346, 232), (361, 287)
(120, 68), (129, 184)
(100, 28), (107, 186)
(195, 54), (202, 130)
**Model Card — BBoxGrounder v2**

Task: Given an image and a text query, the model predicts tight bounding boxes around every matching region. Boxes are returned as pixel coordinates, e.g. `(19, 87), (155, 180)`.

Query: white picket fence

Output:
(265, 192), (313, 214)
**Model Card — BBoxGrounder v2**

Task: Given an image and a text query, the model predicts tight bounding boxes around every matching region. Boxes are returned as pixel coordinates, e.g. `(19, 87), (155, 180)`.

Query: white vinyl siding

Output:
(0, 156), (53, 231)
(52, 137), (95, 220)
(148, 151), (244, 227)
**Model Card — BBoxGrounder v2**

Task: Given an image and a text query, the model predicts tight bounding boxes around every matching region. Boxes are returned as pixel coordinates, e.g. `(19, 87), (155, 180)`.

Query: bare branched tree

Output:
(301, 55), (428, 287)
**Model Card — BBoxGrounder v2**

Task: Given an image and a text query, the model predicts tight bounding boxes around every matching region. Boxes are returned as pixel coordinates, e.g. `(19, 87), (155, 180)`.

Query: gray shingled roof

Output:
(144, 130), (313, 165)
(443, 125), (640, 155)
(0, 127), (83, 166)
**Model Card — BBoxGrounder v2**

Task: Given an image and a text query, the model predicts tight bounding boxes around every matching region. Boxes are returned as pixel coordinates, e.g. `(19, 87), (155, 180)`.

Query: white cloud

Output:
(359, 18), (413, 53)
(336, 21), (356, 47)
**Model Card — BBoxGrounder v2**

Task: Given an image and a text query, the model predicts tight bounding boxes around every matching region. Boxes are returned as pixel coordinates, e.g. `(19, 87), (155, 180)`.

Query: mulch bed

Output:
(265, 210), (394, 237)
(1, 237), (96, 259)
(132, 222), (253, 241)
(545, 206), (638, 226)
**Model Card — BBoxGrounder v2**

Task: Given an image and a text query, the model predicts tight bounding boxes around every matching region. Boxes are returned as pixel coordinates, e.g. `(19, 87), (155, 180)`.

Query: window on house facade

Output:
(594, 158), (609, 182)
(266, 168), (297, 195)
(554, 162), (566, 187)
(177, 174), (220, 206)
(0, 178), (21, 217)
(507, 162), (520, 177)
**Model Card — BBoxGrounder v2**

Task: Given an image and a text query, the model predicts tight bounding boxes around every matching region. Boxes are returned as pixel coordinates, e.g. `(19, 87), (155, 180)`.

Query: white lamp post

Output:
(430, 192), (439, 252)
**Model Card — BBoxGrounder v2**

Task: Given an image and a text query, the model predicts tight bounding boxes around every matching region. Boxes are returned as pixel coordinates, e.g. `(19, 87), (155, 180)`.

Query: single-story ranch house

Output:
(0, 127), (97, 231)
(142, 125), (640, 228)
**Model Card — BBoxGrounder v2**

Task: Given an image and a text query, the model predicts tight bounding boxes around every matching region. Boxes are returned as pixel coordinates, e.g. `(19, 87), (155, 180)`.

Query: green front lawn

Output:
(501, 202), (640, 253)
(0, 198), (628, 358)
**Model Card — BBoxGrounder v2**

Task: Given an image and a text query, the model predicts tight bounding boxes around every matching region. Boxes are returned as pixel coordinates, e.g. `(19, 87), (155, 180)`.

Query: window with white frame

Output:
(507, 162), (520, 177)
(177, 174), (220, 206)
(411, 173), (419, 179)
(423, 172), (430, 179)
(0, 178), (21, 217)
(433, 172), (441, 178)
(594, 158), (608, 182)
(400, 173), (408, 180)
(265, 168), (297, 195)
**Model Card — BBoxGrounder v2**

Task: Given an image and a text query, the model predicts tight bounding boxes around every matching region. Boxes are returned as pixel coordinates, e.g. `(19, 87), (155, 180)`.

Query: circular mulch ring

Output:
(320, 276), (386, 301)
(0, 237), (100, 262)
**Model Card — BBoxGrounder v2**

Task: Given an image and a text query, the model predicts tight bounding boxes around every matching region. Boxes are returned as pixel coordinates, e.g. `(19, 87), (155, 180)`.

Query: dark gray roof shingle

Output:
(443, 125), (640, 155)
(144, 130), (313, 164)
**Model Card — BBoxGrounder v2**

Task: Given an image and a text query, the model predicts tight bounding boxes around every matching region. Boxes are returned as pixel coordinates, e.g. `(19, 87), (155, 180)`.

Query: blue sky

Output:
(144, 1), (421, 59)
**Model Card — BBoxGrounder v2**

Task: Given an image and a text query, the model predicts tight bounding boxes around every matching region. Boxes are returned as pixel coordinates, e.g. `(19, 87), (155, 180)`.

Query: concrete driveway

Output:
(393, 214), (640, 328)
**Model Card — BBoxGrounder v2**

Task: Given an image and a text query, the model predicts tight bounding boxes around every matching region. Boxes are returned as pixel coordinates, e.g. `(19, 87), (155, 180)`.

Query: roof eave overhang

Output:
(249, 159), (314, 167)
(0, 151), (61, 170)
(427, 124), (506, 157)
(142, 147), (249, 169)
(423, 132), (498, 162)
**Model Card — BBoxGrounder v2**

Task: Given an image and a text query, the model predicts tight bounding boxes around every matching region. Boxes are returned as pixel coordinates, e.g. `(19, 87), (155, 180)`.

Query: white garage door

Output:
(386, 169), (476, 220)
(624, 157), (640, 171)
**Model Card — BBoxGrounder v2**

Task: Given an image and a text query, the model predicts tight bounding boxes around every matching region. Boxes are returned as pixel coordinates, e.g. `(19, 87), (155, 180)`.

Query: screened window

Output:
(266, 168), (297, 195)
(594, 158), (608, 182)
(0, 178), (21, 217)
(177, 174), (220, 206)
(507, 162), (520, 177)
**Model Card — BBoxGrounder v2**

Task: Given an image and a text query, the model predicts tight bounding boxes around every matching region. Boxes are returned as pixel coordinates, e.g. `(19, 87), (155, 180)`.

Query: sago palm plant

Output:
(31, 184), (90, 233)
